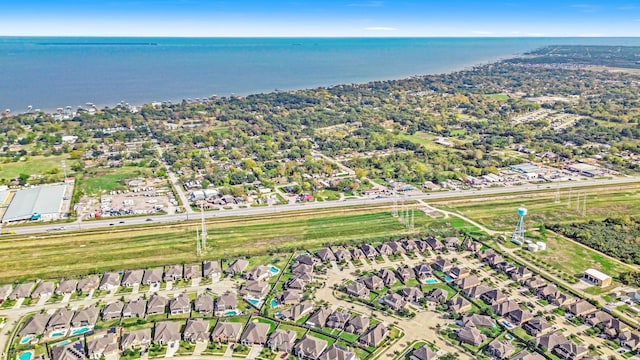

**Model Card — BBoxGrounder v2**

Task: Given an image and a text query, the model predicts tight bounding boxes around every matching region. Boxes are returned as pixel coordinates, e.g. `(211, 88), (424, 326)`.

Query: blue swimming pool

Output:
(444, 276), (453, 282)
(424, 278), (438, 284)
(50, 330), (66, 338)
(71, 326), (91, 336)
(246, 297), (261, 307)
(56, 340), (70, 346)
(19, 335), (34, 345)
(223, 310), (240, 316)
(270, 299), (278, 308)
(18, 351), (33, 360)
(268, 265), (280, 274)
(501, 320), (513, 329)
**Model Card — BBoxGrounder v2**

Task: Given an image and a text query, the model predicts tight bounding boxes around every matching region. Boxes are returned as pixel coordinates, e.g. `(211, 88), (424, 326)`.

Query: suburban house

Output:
(55, 280), (78, 295)
(535, 332), (568, 351)
(211, 321), (243, 343)
(525, 276), (546, 289)
(443, 237), (461, 250)
(280, 302), (314, 321)
(183, 319), (210, 342)
(410, 345), (438, 360)
(480, 288), (508, 306)
(345, 281), (370, 299)
(458, 326), (487, 346)
(350, 248), (365, 260)
(316, 248), (336, 262)
(359, 323), (388, 348)
(240, 322), (270, 345)
(522, 318), (552, 337)
(169, 293), (191, 315)
(9, 283), (34, 300)
(0, 284), (12, 302)
(215, 292), (238, 315)
(319, 345), (357, 360)
(71, 305), (99, 328)
(425, 237), (443, 252)
(360, 244), (378, 259)
(432, 258), (453, 273)
(184, 264), (201, 280)
(99, 272), (120, 291)
(241, 280), (270, 300)
(122, 299), (147, 318)
(426, 288), (448, 304)
(464, 284), (492, 299)
(87, 334), (118, 359)
(378, 269), (397, 286)
(286, 277), (308, 291)
(507, 309), (533, 326)
(142, 269), (163, 285)
(461, 313), (496, 329)
(153, 321), (181, 345)
(401, 287), (424, 303)
(332, 248), (352, 262)
(19, 313), (51, 338)
(493, 300), (520, 317)
(553, 342), (588, 360)
(619, 331), (640, 351)
(511, 351), (546, 360)
(395, 265), (416, 283)
(362, 275), (384, 291)
(413, 264), (432, 280)
(281, 289), (303, 305)
(51, 339), (86, 360)
(345, 315), (369, 335)
(193, 293), (214, 314)
(294, 334), (328, 360)
(456, 275), (480, 290)
(225, 259), (249, 276)
(32, 281), (55, 298)
(202, 260), (222, 280)
(402, 239), (419, 253)
(511, 267), (533, 282)
(146, 294), (168, 315)
(306, 307), (332, 328)
(566, 300), (597, 317)
(121, 270), (144, 288)
(46, 308), (74, 336)
(382, 293), (407, 311)
(486, 338), (516, 359)
(120, 328), (152, 350)
(164, 264), (183, 282)
(267, 329), (297, 352)
(77, 276), (99, 293)
(449, 266), (470, 280)
(326, 309), (351, 329)
(244, 265), (273, 281)
(295, 254), (316, 266)
(448, 296), (472, 313)
(102, 301), (124, 321)
(387, 241), (406, 254)
(291, 263), (313, 276)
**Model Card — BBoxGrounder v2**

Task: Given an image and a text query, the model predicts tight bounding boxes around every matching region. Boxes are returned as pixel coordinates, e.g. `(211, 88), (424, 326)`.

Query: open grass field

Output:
(0, 206), (433, 283)
(434, 185), (640, 231)
(0, 154), (70, 181)
(80, 166), (149, 196)
(395, 131), (446, 151)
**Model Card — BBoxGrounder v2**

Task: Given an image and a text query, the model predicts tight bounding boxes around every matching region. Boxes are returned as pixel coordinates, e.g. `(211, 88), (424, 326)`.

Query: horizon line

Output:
(2, 35), (640, 39)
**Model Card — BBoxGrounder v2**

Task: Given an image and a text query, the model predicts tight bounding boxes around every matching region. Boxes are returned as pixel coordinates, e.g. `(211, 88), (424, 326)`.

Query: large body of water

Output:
(1, 37), (639, 112)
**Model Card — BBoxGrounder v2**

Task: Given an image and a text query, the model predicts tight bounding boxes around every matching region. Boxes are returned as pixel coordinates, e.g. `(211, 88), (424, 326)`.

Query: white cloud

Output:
(471, 30), (494, 35)
(364, 27), (398, 31)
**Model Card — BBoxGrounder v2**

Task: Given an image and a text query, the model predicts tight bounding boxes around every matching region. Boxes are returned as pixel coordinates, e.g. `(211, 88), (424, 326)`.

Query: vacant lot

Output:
(0, 154), (70, 181)
(80, 166), (149, 196)
(0, 206), (431, 282)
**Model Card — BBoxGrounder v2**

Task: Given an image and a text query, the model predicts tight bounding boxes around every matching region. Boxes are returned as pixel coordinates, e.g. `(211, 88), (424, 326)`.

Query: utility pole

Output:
(554, 186), (560, 204)
(200, 205), (207, 253)
(582, 194), (587, 217)
(567, 187), (572, 208)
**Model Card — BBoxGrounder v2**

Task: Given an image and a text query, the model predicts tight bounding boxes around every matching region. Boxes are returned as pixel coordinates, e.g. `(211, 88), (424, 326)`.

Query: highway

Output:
(9, 176), (640, 236)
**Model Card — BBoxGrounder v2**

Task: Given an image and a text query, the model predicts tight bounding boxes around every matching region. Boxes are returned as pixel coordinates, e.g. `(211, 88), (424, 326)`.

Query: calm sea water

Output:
(1, 37), (639, 112)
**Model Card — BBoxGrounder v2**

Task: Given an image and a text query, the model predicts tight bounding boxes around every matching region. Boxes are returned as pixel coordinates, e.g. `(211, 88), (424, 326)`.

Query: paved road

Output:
(9, 176), (639, 236)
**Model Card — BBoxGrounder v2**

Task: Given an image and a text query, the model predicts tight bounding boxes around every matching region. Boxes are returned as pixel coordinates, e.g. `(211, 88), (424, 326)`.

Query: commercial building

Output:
(2, 184), (67, 223)
(583, 268), (612, 288)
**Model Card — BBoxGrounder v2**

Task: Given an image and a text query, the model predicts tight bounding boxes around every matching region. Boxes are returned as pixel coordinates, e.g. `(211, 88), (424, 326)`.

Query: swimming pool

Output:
(18, 351), (33, 360)
(500, 320), (513, 329)
(50, 330), (66, 338)
(71, 326), (91, 336)
(19, 335), (34, 345)
(270, 299), (278, 308)
(245, 297), (262, 307)
(424, 278), (438, 284)
(268, 265), (280, 274)
(444, 276), (453, 283)
(223, 310), (240, 316)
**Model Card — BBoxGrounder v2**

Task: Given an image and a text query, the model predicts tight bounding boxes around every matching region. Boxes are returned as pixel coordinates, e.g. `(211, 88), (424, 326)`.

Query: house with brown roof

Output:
(19, 313), (51, 337)
(350, 248), (365, 260)
(535, 332), (568, 351)
(402, 239), (419, 253)
(448, 296), (472, 313)
(122, 298), (147, 318)
(382, 293), (407, 311)
(0, 284), (12, 302)
(51, 339), (86, 360)
(296, 254), (316, 266)
(376, 243), (393, 256)
(461, 313), (496, 329)
(225, 258), (249, 276)
(281, 302), (314, 321)
(244, 265), (273, 282)
(268, 329), (297, 352)
(120, 328), (152, 350)
(387, 241), (406, 254)
(183, 319), (210, 342)
(480, 289), (507, 306)
(553, 342), (588, 360)
(71, 305), (99, 328)
(99, 272), (120, 291)
(493, 300), (520, 317)
(511, 267), (533, 282)
(458, 326), (486, 346)
(396, 265), (416, 283)
(456, 275), (480, 290)
(443, 237), (461, 250)
(319, 345), (357, 360)
(316, 248), (336, 262)
(401, 287), (424, 303)
(9, 283), (34, 300)
(306, 307), (332, 328)
(449, 266), (470, 280)
(464, 284), (492, 299)
(202, 260), (221, 280)
(169, 293), (191, 315)
(241, 280), (270, 300)
(153, 321), (181, 345)
(142, 268), (163, 285)
(102, 301), (124, 321)
(486, 339), (516, 359)
(360, 244), (378, 259)
(294, 334), (328, 360)
(147, 294), (168, 315)
(410, 345), (438, 360)
(286, 277), (309, 291)
(511, 350), (546, 360)
(345, 315), (369, 335)
(603, 318), (629, 339)
(46, 308), (74, 336)
(194, 293), (214, 314)
(332, 247), (352, 262)
(507, 309), (533, 326)
(281, 289), (303, 305)
(345, 281), (370, 299)
(55, 280), (78, 295)
(291, 263), (314, 277)
(525, 276), (546, 289)
(87, 334), (118, 359)
(359, 323), (388, 347)
(426, 288), (447, 304)
(566, 300), (596, 317)
(240, 322), (270, 345)
(215, 292), (238, 315)
(432, 258), (453, 273)
(425, 237), (443, 252)
(121, 270), (144, 287)
(32, 281), (55, 298)
(184, 264), (201, 280)
(211, 321), (243, 343)
(585, 310), (613, 327)
(413, 264), (432, 280)
(619, 331), (640, 351)
(362, 275), (384, 291)
(326, 309), (350, 329)
(522, 318), (552, 337)
(164, 264), (183, 282)
(378, 268), (397, 286)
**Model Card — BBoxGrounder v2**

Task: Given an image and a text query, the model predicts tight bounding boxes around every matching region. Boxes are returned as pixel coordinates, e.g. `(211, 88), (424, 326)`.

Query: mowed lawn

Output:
(0, 208), (431, 282)
(80, 167), (149, 196)
(0, 154), (70, 181)
(436, 185), (640, 231)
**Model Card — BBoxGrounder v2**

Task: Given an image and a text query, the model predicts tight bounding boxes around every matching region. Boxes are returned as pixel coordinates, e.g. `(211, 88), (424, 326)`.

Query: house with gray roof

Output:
(19, 313), (51, 337)
(319, 345), (357, 360)
(345, 315), (369, 335)
(382, 293), (407, 311)
(350, 248), (365, 260)
(464, 284), (492, 299)
(456, 275), (480, 290)
(511, 351), (546, 360)
(87, 334), (118, 360)
(359, 323), (388, 348)
(401, 287), (424, 303)
(294, 334), (328, 360)
(281, 302), (314, 321)
(211, 321), (243, 343)
(244, 265), (272, 281)
(102, 300), (124, 321)
(122, 298), (147, 318)
(522, 318), (552, 337)
(183, 319), (210, 342)
(410, 345), (438, 360)
(425, 237), (443, 252)
(535, 332), (568, 351)
(120, 328), (152, 350)
(240, 322), (270, 345)
(458, 326), (487, 346)
(378, 268), (397, 286)
(51, 339), (86, 360)
(291, 263), (313, 277)
(121, 270), (144, 287)
(493, 300), (520, 316)
(511, 266), (533, 282)
(202, 260), (221, 280)
(426, 288), (448, 304)
(345, 281), (369, 299)
(326, 309), (350, 329)
(387, 241), (405, 254)
(169, 293), (191, 315)
(413, 264), (432, 280)
(0, 284), (12, 301)
(462, 313), (496, 329)
(99, 272), (120, 291)
(332, 248), (351, 262)
(142, 268), (163, 285)
(164, 264), (183, 282)
(153, 321), (181, 345)
(9, 283), (34, 300)
(448, 296), (472, 313)
(147, 294), (168, 315)
(295, 254), (316, 266)
(444, 236), (461, 250)
(402, 239), (419, 253)
(281, 289), (302, 305)
(225, 258), (249, 276)
(71, 305), (99, 328)
(376, 243), (393, 256)
(480, 288), (507, 306)
(306, 307), (332, 328)
(241, 280), (270, 300)
(525, 276), (546, 289)
(31, 281), (55, 298)
(553, 342), (588, 360)
(449, 266), (470, 280)
(77, 275), (99, 293)
(486, 338), (516, 359)
(55, 280), (78, 295)
(194, 293), (214, 314)
(184, 264), (201, 280)
(396, 265), (415, 283)
(46, 308), (74, 335)
(507, 308), (533, 326)
(215, 292), (238, 315)
(360, 244), (378, 259)
(362, 274), (384, 291)
(268, 329), (297, 352)
(432, 258), (453, 273)
(316, 248), (336, 262)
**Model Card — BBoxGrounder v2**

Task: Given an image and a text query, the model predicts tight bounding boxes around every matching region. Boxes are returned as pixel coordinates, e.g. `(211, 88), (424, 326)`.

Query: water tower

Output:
(512, 207), (527, 245)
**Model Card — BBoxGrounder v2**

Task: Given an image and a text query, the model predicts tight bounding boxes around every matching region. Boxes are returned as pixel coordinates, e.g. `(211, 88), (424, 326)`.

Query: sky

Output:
(1, 0), (639, 37)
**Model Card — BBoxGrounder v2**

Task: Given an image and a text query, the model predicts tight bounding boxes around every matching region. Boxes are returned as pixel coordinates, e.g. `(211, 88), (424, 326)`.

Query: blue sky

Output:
(1, 0), (638, 37)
